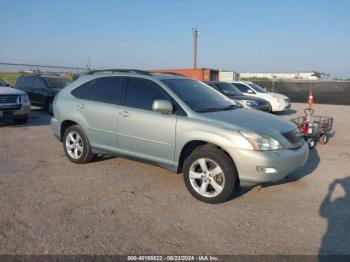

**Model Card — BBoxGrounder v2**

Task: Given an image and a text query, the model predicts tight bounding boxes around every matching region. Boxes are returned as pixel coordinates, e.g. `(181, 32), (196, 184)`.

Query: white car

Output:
(230, 81), (291, 112)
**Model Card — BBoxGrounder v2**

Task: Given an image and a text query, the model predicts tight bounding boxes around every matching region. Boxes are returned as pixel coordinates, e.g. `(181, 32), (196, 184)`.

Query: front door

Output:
(117, 77), (176, 166)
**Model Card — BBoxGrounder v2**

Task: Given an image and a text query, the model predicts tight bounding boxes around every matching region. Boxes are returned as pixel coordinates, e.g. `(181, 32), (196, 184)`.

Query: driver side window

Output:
(125, 78), (169, 111)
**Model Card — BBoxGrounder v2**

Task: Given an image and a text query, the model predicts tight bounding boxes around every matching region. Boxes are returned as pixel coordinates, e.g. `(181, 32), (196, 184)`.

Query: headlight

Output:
(239, 130), (282, 151)
(232, 101), (244, 107)
(21, 94), (30, 105)
(241, 100), (258, 107)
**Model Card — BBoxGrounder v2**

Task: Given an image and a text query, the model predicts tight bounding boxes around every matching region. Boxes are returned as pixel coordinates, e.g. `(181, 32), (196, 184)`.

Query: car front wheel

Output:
(183, 145), (238, 204)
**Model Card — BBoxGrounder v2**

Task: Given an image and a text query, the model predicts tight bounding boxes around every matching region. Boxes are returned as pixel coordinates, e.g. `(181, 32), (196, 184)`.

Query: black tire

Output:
(319, 134), (329, 145)
(267, 102), (273, 113)
(13, 115), (28, 125)
(183, 145), (238, 204)
(46, 98), (53, 115)
(63, 125), (95, 163)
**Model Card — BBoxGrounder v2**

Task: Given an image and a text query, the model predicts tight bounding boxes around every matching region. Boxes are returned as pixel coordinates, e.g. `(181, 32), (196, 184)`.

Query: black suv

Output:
(205, 81), (271, 112)
(14, 75), (68, 114)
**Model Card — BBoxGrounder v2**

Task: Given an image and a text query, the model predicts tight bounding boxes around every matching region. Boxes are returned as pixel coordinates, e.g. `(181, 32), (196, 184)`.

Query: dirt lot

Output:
(0, 103), (349, 255)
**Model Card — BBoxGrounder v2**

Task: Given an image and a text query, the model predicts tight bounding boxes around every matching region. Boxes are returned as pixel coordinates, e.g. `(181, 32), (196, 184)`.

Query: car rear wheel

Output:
(46, 99), (53, 115)
(319, 133), (329, 145)
(183, 145), (238, 204)
(63, 125), (95, 163)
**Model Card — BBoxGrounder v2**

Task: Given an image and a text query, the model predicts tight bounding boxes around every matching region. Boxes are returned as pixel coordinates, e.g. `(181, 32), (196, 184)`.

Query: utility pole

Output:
(192, 28), (199, 69)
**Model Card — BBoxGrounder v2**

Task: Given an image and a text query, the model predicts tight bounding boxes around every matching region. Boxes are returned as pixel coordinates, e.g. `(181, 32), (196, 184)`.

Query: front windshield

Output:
(44, 77), (68, 89)
(162, 79), (237, 113)
(217, 83), (242, 96)
(248, 83), (268, 93)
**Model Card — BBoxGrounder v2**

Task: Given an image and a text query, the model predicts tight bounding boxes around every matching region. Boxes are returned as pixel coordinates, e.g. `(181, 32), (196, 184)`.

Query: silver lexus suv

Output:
(51, 70), (309, 203)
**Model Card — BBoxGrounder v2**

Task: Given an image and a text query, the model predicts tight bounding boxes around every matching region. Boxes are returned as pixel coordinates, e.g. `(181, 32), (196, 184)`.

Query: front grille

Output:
(0, 95), (19, 104)
(283, 129), (303, 144)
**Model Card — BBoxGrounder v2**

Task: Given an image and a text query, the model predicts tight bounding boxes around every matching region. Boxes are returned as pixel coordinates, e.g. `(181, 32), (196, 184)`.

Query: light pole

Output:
(192, 28), (199, 69)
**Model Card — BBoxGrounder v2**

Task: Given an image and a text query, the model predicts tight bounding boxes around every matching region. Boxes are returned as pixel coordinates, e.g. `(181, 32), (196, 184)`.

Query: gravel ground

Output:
(0, 103), (349, 255)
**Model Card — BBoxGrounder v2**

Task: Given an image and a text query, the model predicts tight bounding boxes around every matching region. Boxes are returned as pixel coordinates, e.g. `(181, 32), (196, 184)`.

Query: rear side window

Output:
(71, 77), (124, 105)
(125, 78), (168, 110)
(93, 77), (124, 104)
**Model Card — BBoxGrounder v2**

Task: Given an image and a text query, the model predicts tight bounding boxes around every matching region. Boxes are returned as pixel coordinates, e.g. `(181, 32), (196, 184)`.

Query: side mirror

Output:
(247, 89), (254, 94)
(152, 99), (173, 114)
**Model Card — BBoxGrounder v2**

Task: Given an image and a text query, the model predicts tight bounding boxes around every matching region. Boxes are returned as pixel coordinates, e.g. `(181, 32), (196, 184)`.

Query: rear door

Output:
(31, 77), (48, 106)
(21, 77), (36, 102)
(72, 76), (125, 153)
(117, 77), (177, 166)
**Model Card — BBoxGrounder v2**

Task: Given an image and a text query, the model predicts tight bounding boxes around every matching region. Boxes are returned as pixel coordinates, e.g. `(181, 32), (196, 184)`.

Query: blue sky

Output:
(0, 0), (349, 78)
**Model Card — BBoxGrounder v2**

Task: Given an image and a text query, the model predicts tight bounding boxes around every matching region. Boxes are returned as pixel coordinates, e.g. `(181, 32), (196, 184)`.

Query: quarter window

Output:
(71, 77), (124, 105)
(125, 78), (168, 110)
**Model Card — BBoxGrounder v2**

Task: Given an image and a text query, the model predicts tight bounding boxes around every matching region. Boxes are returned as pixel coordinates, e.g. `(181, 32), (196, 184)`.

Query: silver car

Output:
(51, 70), (309, 203)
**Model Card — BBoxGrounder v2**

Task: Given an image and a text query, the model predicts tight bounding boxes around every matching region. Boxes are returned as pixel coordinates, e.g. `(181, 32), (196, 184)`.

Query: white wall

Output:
(219, 71), (240, 82)
(239, 72), (320, 80)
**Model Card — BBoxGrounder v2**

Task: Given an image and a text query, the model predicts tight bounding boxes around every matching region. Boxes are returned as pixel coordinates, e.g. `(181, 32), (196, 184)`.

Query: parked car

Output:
(205, 81), (271, 112)
(14, 75), (69, 114)
(0, 78), (10, 87)
(51, 70), (308, 203)
(230, 81), (291, 112)
(0, 84), (31, 124)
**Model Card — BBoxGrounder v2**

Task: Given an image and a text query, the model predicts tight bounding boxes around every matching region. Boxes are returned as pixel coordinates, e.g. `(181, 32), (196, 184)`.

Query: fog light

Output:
(256, 166), (278, 174)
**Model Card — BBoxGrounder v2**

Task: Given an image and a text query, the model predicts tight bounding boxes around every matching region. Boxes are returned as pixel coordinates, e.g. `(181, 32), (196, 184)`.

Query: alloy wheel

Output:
(65, 131), (84, 159)
(189, 158), (225, 198)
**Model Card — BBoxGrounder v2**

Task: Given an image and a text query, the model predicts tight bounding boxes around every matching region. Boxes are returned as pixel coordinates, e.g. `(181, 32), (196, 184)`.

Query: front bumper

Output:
(228, 142), (309, 187)
(0, 104), (31, 118)
(272, 101), (291, 112)
(51, 117), (61, 141)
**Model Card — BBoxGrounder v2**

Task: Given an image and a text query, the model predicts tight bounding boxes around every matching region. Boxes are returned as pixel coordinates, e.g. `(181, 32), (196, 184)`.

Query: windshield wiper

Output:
(197, 104), (238, 113)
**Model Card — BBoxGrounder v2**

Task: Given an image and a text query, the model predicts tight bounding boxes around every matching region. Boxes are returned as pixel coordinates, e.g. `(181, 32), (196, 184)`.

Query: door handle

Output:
(119, 111), (129, 117)
(77, 103), (85, 109)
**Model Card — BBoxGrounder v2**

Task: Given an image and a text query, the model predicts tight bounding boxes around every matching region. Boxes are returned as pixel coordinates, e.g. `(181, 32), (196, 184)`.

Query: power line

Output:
(0, 62), (88, 71)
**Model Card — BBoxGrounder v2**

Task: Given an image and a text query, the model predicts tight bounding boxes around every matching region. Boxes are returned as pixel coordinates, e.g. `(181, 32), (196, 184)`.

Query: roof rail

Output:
(87, 69), (152, 76)
(154, 72), (185, 76)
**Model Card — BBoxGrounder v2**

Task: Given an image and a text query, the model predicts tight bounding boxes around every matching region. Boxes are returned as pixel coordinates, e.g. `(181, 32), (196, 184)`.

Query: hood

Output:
(0, 86), (25, 95)
(50, 88), (62, 94)
(199, 108), (296, 135)
(259, 92), (289, 100)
